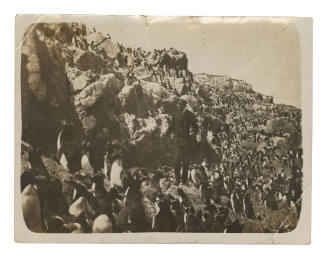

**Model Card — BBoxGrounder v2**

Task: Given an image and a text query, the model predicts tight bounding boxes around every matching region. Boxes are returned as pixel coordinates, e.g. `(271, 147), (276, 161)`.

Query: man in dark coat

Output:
(166, 99), (199, 185)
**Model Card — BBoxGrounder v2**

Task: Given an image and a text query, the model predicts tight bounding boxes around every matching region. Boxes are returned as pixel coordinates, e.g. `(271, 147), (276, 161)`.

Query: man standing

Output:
(166, 99), (199, 185)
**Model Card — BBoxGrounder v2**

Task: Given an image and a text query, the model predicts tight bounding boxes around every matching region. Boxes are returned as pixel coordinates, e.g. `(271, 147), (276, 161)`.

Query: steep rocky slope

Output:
(20, 23), (302, 233)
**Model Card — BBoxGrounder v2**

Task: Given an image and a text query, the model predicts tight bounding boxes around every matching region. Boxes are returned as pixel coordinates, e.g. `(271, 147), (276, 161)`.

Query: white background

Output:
(1, 0), (324, 257)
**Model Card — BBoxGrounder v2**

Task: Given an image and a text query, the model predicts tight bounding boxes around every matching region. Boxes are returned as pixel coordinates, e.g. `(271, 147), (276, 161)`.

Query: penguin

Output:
(169, 198), (185, 231)
(81, 142), (94, 175)
(45, 216), (71, 233)
(102, 151), (109, 177)
(194, 209), (203, 232)
(21, 169), (43, 192)
(200, 209), (212, 232)
(21, 170), (45, 233)
(243, 193), (255, 219)
(57, 129), (69, 171)
(64, 222), (84, 233)
(22, 142), (49, 179)
(224, 219), (243, 233)
(281, 194), (289, 210)
(278, 192), (283, 201)
(92, 215), (113, 233)
(57, 124), (82, 173)
(68, 196), (88, 218)
(201, 160), (210, 178)
(110, 157), (124, 189)
(152, 197), (177, 232)
(68, 177), (98, 214)
(177, 188), (191, 208)
(189, 167), (206, 188)
(184, 206), (197, 232)
(59, 152), (69, 171)
(290, 200), (299, 218)
(21, 185), (43, 233)
(231, 190), (242, 214)
(199, 182), (211, 205)
(57, 129), (63, 151)
(124, 177), (149, 232)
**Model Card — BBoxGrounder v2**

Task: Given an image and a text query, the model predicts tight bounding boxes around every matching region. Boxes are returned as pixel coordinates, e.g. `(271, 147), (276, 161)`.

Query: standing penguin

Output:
(102, 151), (109, 177)
(290, 200), (299, 218)
(152, 197), (177, 232)
(184, 206), (197, 232)
(199, 182), (211, 205)
(280, 194), (289, 210)
(231, 189), (243, 214)
(225, 219), (243, 233)
(109, 154), (124, 189)
(124, 176), (149, 232)
(57, 123), (82, 173)
(81, 141), (94, 175)
(243, 193), (255, 219)
(21, 170), (44, 233)
(189, 166), (207, 188)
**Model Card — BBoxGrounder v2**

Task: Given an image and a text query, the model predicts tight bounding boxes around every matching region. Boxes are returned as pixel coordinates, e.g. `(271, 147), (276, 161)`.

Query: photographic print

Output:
(15, 15), (312, 243)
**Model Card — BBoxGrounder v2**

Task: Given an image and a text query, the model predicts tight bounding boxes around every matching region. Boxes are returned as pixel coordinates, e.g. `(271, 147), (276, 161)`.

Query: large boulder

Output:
(142, 81), (173, 105)
(162, 95), (179, 115)
(74, 73), (123, 137)
(74, 50), (104, 72)
(170, 77), (188, 95)
(122, 113), (172, 168)
(118, 83), (156, 118)
(157, 49), (188, 71)
(21, 23), (82, 155)
(74, 73), (122, 115)
(70, 70), (98, 93)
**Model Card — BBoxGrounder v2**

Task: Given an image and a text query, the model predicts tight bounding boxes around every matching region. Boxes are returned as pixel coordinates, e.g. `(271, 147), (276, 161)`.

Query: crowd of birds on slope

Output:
(21, 89), (303, 234)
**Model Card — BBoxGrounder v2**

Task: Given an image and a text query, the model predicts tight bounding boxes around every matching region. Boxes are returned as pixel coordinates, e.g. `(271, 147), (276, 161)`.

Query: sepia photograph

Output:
(14, 15), (312, 243)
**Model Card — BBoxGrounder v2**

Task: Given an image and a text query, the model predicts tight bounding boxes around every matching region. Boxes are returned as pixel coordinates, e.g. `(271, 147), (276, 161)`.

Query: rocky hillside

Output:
(20, 23), (302, 233)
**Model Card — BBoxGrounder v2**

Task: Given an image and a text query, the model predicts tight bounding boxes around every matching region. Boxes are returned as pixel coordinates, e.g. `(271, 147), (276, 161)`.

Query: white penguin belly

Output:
(22, 185), (42, 233)
(110, 159), (123, 188)
(60, 153), (69, 171)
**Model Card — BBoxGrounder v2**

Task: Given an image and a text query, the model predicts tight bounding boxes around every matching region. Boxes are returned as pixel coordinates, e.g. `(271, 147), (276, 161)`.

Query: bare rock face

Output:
(74, 50), (104, 72)
(118, 83), (155, 118)
(71, 70), (98, 93)
(141, 81), (173, 105)
(122, 113), (173, 167)
(74, 73), (124, 137)
(86, 31), (120, 59)
(21, 23), (83, 155)
(170, 77), (189, 96)
(158, 48), (188, 72)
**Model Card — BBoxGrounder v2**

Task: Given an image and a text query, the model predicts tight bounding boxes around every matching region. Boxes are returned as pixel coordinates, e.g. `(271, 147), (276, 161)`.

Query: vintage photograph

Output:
(16, 16), (310, 239)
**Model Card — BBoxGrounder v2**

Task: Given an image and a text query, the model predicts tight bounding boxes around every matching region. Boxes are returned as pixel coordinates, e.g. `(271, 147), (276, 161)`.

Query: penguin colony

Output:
(20, 23), (303, 233)
(21, 136), (302, 233)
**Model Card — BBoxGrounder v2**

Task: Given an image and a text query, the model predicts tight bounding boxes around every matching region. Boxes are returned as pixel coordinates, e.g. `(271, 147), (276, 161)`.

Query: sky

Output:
(83, 16), (301, 108)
